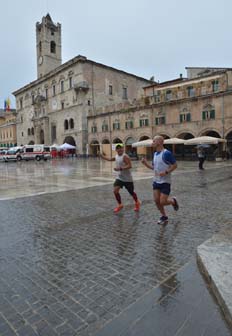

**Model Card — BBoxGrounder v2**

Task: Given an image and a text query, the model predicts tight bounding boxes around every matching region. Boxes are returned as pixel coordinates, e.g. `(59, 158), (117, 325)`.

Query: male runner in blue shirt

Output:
(141, 135), (179, 225)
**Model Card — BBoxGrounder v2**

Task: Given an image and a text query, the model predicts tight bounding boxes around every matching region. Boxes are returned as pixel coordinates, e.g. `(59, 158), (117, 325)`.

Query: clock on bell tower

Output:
(38, 56), (43, 65)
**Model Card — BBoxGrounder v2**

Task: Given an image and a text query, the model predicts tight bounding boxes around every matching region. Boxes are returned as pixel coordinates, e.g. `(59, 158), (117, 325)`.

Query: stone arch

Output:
(102, 138), (110, 144)
(159, 133), (170, 139)
(125, 136), (135, 145)
(28, 140), (35, 145)
(90, 140), (100, 157)
(174, 132), (194, 159)
(112, 137), (123, 144)
(139, 135), (151, 141)
(63, 136), (76, 146)
(200, 129), (221, 138)
(176, 131), (194, 140)
(199, 130), (223, 160)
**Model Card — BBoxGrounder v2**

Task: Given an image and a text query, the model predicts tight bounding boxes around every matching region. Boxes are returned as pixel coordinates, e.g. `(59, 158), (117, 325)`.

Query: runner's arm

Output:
(159, 162), (177, 176)
(141, 157), (153, 170)
(99, 152), (115, 161)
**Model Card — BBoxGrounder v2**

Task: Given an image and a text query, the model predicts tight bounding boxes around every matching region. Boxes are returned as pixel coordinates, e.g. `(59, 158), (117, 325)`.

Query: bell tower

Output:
(36, 14), (62, 78)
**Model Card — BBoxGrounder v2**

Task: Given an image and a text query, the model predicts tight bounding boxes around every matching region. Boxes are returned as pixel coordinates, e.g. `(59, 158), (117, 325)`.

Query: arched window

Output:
(39, 41), (42, 53)
(64, 119), (69, 130)
(50, 41), (56, 53)
(69, 118), (74, 129)
(31, 128), (34, 135)
(28, 128), (31, 136)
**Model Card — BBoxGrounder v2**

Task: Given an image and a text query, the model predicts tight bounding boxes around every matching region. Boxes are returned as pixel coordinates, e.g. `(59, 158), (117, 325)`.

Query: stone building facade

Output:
(88, 67), (232, 157)
(13, 14), (151, 154)
(0, 109), (17, 148)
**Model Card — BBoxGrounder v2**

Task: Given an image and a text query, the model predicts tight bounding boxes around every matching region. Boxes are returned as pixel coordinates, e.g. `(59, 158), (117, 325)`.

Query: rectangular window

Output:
(212, 80), (219, 92)
(52, 85), (56, 96)
(154, 92), (160, 102)
(69, 77), (73, 89)
(61, 102), (64, 109)
(113, 122), (120, 130)
(186, 113), (191, 122)
(45, 88), (48, 99)
(123, 87), (128, 99)
(102, 124), (109, 132)
(180, 113), (191, 123)
(91, 126), (97, 133)
(60, 81), (64, 93)
(109, 85), (113, 95)
(210, 110), (215, 119)
(139, 119), (149, 127)
(125, 121), (133, 129)
(165, 90), (172, 101)
(155, 117), (165, 125)
(32, 95), (35, 104)
(177, 91), (183, 99)
(187, 86), (195, 97)
(202, 110), (215, 120)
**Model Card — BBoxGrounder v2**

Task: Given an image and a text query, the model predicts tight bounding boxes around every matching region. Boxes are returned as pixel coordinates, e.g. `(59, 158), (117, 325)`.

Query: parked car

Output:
(2, 147), (23, 162)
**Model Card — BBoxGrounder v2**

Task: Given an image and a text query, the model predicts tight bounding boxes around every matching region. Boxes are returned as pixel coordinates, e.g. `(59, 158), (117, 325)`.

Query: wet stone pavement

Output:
(0, 159), (232, 335)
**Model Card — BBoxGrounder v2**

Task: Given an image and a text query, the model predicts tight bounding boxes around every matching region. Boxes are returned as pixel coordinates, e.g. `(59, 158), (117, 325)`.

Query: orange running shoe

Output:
(114, 204), (124, 213)
(134, 200), (141, 212)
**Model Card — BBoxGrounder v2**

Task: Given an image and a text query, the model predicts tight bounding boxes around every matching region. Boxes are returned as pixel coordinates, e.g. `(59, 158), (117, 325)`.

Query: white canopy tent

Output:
(132, 139), (153, 148)
(184, 136), (226, 145)
(60, 143), (76, 149)
(164, 138), (185, 145)
(132, 138), (185, 148)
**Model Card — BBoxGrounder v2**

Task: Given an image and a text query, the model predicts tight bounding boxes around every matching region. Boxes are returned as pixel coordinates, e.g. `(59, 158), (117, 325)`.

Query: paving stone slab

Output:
(1, 160), (232, 335)
(197, 229), (232, 328)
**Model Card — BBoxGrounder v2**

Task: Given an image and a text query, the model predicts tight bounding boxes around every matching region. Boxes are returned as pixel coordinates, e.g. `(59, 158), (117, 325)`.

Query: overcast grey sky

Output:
(1, 0), (232, 108)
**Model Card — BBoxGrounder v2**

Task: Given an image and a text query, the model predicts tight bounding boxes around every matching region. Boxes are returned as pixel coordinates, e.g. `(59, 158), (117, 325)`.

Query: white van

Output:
(21, 145), (51, 161)
(2, 147), (23, 162)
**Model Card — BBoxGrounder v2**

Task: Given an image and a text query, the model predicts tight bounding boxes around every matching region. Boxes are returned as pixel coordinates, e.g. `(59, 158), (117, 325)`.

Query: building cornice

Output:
(13, 55), (153, 96)
(144, 70), (228, 91)
(87, 89), (232, 120)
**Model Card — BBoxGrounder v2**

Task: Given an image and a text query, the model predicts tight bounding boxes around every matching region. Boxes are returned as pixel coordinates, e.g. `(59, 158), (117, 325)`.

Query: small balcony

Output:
(74, 81), (89, 93)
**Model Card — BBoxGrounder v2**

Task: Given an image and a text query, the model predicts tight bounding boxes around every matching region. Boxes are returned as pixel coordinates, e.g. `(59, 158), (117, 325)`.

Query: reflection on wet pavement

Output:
(0, 158), (231, 200)
(0, 159), (232, 335)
